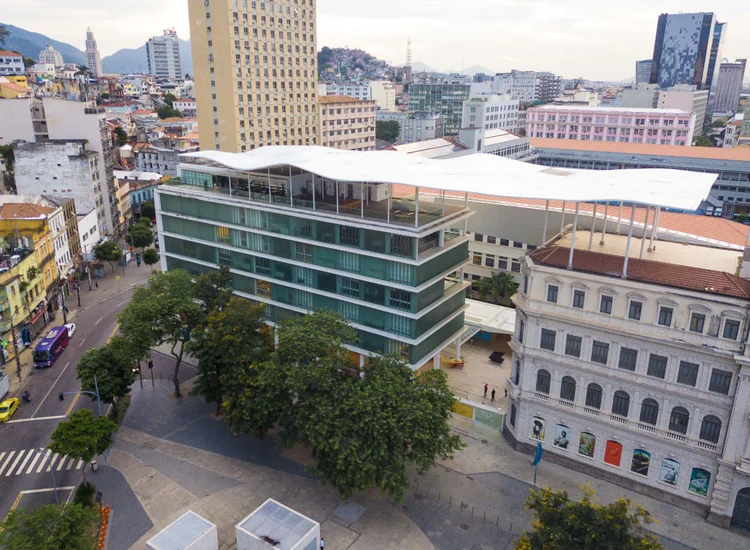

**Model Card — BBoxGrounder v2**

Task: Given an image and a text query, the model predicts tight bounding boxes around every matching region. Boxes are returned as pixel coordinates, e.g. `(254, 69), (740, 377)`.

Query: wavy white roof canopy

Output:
(182, 146), (717, 211)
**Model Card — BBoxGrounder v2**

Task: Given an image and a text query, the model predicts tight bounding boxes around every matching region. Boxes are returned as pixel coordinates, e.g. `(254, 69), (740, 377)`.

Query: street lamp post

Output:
(40, 447), (60, 505)
(9, 310), (22, 382)
(59, 374), (102, 417)
(59, 279), (67, 325)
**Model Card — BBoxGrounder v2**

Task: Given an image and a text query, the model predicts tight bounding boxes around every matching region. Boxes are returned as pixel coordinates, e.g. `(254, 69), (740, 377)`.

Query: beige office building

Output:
(187, 0), (318, 152)
(316, 95), (376, 151)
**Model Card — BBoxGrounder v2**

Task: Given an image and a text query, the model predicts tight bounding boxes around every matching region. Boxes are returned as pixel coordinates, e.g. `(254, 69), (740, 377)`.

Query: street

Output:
(0, 265), (152, 520)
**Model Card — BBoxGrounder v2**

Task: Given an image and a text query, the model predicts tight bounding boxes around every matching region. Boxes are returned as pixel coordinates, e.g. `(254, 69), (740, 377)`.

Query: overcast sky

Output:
(2, 0), (748, 81)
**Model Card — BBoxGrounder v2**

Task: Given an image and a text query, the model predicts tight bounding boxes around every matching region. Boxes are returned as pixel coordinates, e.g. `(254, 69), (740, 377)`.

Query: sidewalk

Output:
(1, 263), (156, 398)
(425, 415), (749, 549)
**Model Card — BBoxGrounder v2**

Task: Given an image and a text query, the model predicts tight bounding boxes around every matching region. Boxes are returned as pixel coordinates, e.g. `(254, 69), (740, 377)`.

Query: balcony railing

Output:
(530, 391), (721, 454)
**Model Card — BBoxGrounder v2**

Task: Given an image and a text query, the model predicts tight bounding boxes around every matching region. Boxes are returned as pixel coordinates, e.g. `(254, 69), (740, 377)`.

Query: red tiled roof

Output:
(0, 203), (55, 219)
(530, 246), (750, 299)
(0, 51), (22, 57)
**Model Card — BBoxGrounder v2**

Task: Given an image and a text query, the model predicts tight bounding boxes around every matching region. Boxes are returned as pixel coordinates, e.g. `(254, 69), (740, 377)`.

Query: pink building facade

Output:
(526, 106), (696, 147)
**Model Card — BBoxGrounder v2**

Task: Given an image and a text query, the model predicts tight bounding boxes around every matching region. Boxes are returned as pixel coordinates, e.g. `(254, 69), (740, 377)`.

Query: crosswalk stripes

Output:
(0, 449), (84, 477)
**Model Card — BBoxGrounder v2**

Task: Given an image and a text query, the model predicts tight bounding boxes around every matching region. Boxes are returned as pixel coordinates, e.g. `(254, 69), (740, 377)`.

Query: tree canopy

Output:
(125, 222), (154, 251)
(118, 269), (202, 396)
(693, 135), (714, 147)
(93, 240), (122, 273)
(76, 336), (138, 417)
(140, 200), (156, 220)
(157, 105), (182, 119)
(516, 485), (663, 550)
(223, 310), (464, 500)
(49, 410), (118, 481)
(143, 248), (160, 272)
(194, 265), (234, 317)
(0, 503), (97, 550)
(474, 271), (519, 306)
(114, 126), (128, 146)
(0, 24), (8, 47)
(376, 120), (400, 142)
(188, 297), (270, 414)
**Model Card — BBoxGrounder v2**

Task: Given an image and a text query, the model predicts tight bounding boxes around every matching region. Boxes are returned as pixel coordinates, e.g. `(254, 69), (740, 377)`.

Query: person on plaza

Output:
(504, 388), (507, 398)
(320, 538), (324, 549)
(491, 388), (496, 401)
(484, 383), (488, 397)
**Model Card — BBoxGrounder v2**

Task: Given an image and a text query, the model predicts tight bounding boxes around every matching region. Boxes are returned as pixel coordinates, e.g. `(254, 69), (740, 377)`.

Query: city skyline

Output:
(2, 1), (749, 81)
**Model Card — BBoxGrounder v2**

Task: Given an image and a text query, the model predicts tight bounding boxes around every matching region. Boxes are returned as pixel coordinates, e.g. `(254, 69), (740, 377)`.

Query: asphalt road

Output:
(0, 278), (144, 519)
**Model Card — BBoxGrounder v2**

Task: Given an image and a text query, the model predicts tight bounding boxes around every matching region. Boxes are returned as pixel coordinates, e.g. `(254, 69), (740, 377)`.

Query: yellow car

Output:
(0, 398), (19, 423)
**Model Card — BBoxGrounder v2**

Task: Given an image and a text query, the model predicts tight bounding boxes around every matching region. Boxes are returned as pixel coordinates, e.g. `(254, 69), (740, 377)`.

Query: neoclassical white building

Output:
(505, 227), (750, 530)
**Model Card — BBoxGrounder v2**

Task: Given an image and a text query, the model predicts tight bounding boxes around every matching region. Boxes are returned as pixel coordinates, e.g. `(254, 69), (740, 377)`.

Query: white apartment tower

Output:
(85, 27), (103, 77)
(146, 30), (183, 80)
(461, 94), (520, 133)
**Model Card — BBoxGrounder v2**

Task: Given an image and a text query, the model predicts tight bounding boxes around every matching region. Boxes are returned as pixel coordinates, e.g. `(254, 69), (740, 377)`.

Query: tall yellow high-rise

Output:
(188, 0), (318, 152)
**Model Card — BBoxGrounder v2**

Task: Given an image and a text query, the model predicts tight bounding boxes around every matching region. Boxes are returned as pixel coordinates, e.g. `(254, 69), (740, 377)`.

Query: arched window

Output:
(700, 415), (722, 444)
(560, 376), (576, 402)
(585, 383), (603, 409)
(612, 390), (630, 417)
(536, 369), (551, 394)
(639, 398), (659, 425)
(668, 407), (690, 434)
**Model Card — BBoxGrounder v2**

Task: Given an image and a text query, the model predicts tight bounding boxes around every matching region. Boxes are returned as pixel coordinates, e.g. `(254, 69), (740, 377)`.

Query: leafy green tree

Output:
(516, 485), (663, 550)
(693, 135), (714, 147)
(114, 126), (128, 145)
(0, 24), (9, 47)
(195, 265), (234, 318)
(224, 310), (464, 500)
(188, 297), (270, 414)
(76, 336), (138, 417)
(49, 410), (118, 481)
(140, 200), (156, 220)
(474, 271), (519, 305)
(163, 92), (177, 106)
(0, 503), (97, 550)
(125, 222), (153, 252)
(143, 248), (160, 272)
(376, 120), (400, 142)
(118, 269), (202, 397)
(22, 56), (36, 68)
(93, 240), (122, 273)
(156, 105), (182, 119)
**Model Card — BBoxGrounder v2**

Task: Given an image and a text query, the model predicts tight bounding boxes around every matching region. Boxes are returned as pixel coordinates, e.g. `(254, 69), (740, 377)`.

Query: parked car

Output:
(0, 398), (20, 423)
(64, 323), (76, 337)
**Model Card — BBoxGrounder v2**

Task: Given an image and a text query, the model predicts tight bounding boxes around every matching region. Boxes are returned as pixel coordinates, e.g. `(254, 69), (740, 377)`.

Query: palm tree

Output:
(474, 272), (519, 306)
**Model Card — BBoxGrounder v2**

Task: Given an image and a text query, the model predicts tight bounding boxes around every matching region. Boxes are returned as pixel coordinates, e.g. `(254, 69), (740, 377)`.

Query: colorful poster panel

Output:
(530, 417), (545, 441)
(659, 459), (680, 486)
(578, 432), (596, 458)
(553, 425), (570, 449)
(631, 449), (651, 476)
(688, 468), (711, 497)
(603, 440), (622, 467)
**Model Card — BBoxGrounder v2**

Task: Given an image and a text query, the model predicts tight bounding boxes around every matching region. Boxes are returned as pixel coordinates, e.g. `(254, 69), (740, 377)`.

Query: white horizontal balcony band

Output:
(159, 210), (470, 267)
(164, 252), (467, 346)
(161, 229), (470, 294)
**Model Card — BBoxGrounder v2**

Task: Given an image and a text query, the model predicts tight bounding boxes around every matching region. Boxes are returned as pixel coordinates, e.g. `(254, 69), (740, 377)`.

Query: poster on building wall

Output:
(688, 468), (711, 497)
(530, 417), (545, 441)
(603, 440), (622, 467)
(553, 425), (570, 449)
(659, 458), (680, 486)
(631, 449), (651, 476)
(578, 432), (596, 458)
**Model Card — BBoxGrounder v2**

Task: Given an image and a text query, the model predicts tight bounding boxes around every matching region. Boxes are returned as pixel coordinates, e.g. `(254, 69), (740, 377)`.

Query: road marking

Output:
(76, 459), (84, 469)
(65, 392), (80, 416)
(5, 451), (24, 477)
(56, 456), (66, 471)
(117, 300), (129, 307)
(21, 486), (76, 495)
(0, 452), (5, 465)
(15, 450), (33, 476)
(0, 451), (16, 476)
(107, 323), (119, 343)
(8, 492), (23, 514)
(25, 449), (42, 474)
(46, 454), (59, 472)
(36, 449), (51, 473)
(66, 457), (75, 470)
(78, 337), (86, 347)
(8, 415), (68, 424)
(95, 317), (103, 325)
(32, 361), (72, 418)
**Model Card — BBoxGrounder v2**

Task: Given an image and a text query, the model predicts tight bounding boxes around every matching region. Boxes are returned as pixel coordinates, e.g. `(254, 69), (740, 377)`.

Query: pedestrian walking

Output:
(95, 281), (99, 288)
(484, 383), (488, 398)
(504, 388), (508, 398)
(491, 389), (496, 401)
(320, 538), (325, 549)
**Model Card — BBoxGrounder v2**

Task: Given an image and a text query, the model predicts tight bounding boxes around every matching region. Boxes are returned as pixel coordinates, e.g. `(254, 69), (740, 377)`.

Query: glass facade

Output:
(159, 185), (469, 366)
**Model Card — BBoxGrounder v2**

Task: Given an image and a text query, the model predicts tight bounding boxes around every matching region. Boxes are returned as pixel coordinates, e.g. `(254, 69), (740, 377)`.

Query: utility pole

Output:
(59, 280), (67, 325)
(59, 374), (102, 417)
(9, 310), (22, 382)
(41, 447), (60, 505)
(76, 280), (81, 307)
